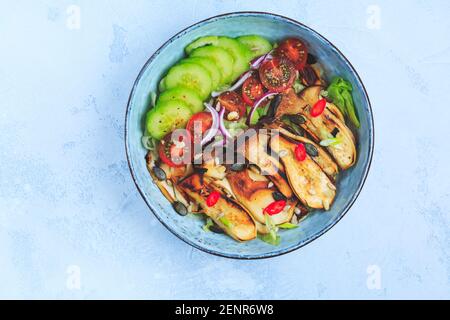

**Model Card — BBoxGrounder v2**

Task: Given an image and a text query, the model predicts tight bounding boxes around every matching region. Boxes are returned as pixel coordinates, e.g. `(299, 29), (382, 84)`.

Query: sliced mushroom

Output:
(299, 86), (356, 169)
(270, 134), (336, 210)
(241, 130), (294, 199)
(269, 124), (339, 180)
(227, 169), (297, 225)
(274, 87), (356, 169)
(178, 173), (257, 241)
(145, 152), (190, 207)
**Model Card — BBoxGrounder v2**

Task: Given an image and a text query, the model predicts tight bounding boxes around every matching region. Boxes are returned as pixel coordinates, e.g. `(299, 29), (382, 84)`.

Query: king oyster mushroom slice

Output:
(227, 169), (297, 225)
(197, 151), (227, 180)
(298, 86), (357, 169)
(241, 129), (294, 199)
(275, 87), (356, 169)
(269, 124), (339, 180)
(145, 152), (190, 207)
(270, 134), (336, 210)
(178, 173), (257, 242)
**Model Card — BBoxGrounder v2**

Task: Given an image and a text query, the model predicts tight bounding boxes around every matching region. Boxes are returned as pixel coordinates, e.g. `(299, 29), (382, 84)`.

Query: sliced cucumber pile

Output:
(146, 34), (272, 140)
(179, 57), (222, 90)
(185, 35), (219, 55)
(164, 62), (212, 99)
(190, 46), (234, 85)
(216, 37), (252, 79)
(146, 99), (193, 140)
(237, 35), (272, 59)
(158, 87), (203, 114)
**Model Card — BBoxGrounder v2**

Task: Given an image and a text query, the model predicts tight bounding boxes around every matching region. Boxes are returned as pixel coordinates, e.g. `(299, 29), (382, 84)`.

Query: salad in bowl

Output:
(141, 34), (361, 246)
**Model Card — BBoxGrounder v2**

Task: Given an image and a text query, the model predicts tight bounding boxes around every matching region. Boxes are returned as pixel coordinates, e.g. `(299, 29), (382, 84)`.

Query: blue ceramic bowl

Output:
(125, 12), (374, 259)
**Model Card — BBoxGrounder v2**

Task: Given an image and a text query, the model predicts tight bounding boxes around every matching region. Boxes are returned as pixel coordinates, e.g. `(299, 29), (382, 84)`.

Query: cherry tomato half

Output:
(275, 38), (308, 70)
(294, 143), (307, 162)
(206, 191), (221, 207)
(186, 112), (213, 143)
(158, 131), (192, 167)
(263, 200), (287, 216)
(259, 57), (296, 93)
(217, 91), (246, 119)
(242, 76), (265, 105)
(310, 99), (327, 117)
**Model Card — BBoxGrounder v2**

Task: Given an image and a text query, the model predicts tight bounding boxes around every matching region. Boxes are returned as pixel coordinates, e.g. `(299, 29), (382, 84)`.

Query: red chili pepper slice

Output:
(294, 143), (307, 161)
(206, 191), (221, 207)
(263, 200), (287, 216)
(310, 98), (327, 117)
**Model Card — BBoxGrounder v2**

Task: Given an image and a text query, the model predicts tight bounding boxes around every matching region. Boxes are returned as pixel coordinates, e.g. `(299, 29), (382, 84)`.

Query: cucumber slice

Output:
(190, 46), (234, 84)
(164, 62), (212, 99)
(237, 35), (272, 59)
(216, 37), (252, 80)
(146, 99), (193, 140)
(185, 36), (219, 54)
(179, 57), (222, 90)
(159, 77), (167, 92)
(158, 87), (203, 113)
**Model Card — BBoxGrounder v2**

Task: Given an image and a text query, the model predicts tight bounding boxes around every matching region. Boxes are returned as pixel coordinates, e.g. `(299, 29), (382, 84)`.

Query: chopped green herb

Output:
(320, 90), (329, 97)
(258, 233), (281, 246)
(293, 78), (305, 94)
(278, 222), (298, 229)
(225, 118), (248, 137)
(320, 137), (342, 147)
(203, 218), (214, 232)
(219, 216), (232, 229)
(259, 213), (280, 245)
(142, 135), (156, 150)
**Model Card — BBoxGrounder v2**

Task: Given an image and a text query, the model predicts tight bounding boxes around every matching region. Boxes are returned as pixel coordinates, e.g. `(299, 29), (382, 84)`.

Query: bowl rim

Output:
(125, 11), (375, 259)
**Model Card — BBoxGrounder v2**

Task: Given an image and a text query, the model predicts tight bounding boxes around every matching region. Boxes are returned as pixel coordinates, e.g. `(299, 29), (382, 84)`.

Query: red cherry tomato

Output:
(294, 143), (307, 162)
(259, 57), (296, 93)
(310, 99), (327, 117)
(186, 112), (213, 143)
(263, 200), (287, 216)
(206, 191), (221, 207)
(158, 131), (192, 167)
(242, 76), (265, 105)
(217, 91), (246, 119)
(275, 38), (308, 70)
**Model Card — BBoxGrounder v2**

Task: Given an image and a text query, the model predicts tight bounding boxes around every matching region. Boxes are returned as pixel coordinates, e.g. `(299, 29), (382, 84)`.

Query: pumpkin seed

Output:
(209, 224), (224, 234)
(269, 94), (282, 114)
(173, 201), (188, 216)
(286, 122), (304, 136)
(288, 114), (306, 125)
(307, 53), (317, 65)
(272, 191), (286, 201)
(331, 127), (340, 137)
(230, 163), (246, 172)
(194, 167), (208, 174)
(152, 166), (166, 181)
(305, 143), (319, 157)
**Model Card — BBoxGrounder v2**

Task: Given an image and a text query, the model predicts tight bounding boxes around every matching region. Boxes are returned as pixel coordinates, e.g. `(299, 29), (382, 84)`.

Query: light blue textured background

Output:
(0, 0), (449, 299)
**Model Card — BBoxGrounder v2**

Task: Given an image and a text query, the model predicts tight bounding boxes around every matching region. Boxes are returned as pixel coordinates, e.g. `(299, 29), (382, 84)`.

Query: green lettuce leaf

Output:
(258, 233), (281, 246)
(327, 77), (360, 128)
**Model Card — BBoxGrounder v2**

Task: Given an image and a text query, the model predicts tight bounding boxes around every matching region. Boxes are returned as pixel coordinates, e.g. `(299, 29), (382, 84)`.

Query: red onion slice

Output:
(246, 92), (278, 126)
(250, 50), (274, 69)
(201, 102), (220, 145)
(218, 104), (232, 145)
